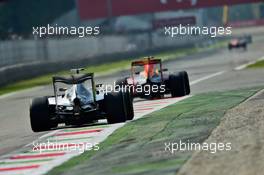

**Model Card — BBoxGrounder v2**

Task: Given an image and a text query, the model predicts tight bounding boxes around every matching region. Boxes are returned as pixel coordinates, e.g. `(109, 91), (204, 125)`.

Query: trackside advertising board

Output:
(77, 0), (263, 20)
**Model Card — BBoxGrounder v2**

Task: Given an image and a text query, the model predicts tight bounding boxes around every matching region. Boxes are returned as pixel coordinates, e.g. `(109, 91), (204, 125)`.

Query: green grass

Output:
(0, 41), (227, 96)
(247, 60), (264, 68)
(47, 87), (260, 175)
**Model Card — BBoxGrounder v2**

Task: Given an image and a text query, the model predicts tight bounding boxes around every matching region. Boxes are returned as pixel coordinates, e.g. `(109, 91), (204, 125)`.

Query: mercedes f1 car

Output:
(115, 57), (190, 99)
(30, 69), (134, 132)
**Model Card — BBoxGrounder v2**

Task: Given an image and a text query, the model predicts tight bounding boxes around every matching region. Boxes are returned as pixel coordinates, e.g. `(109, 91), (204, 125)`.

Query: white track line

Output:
(234, 56), (264, 71)
(190, 71), (225, 86)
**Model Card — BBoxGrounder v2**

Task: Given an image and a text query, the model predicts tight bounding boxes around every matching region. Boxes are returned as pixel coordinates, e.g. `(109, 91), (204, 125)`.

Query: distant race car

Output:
(29, 69), (134, 132)
(228, 35), (252, 50)
(244, 35), (252, 44)
(115, 57), (190, 99)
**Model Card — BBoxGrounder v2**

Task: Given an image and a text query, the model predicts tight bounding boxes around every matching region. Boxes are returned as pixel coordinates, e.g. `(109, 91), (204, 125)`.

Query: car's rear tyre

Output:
(182, 71), (190, 95)
(104, 91), (127, 124)
(30, 97), (55, 132)
(123, 90), (134, 120)
(169, 71), (190, 97)
(243, 43), (247, 51)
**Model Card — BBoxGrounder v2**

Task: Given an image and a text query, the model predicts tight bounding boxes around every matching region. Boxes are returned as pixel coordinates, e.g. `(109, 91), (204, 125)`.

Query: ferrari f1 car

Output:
(116, 57), (190, 99)
(228, 35), (251, 50)
(30, 69), (134, 132)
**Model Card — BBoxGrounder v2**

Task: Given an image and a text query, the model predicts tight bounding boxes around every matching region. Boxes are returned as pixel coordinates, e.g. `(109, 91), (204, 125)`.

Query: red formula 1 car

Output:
(228, 36), (250, 51)
(115, 57), (190, 99)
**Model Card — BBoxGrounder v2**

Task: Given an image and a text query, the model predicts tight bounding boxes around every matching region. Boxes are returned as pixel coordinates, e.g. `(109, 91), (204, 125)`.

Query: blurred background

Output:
(0, 0), (263, 85)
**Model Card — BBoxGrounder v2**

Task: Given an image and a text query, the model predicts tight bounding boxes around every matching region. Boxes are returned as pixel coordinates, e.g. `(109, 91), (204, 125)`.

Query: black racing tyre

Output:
(123, 90), (134, 120)
(243, 43), (247, 51)
(169, 71), (190, 97)
(116, 78), (135, 97)
(182, 71), (190, 95)
(104, 91), (127, 124)
(30, 97), (55, 132)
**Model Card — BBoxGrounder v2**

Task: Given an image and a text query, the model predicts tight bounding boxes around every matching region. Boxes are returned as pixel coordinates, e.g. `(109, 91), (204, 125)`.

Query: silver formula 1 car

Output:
(116, 57), (190, 99)
(29, 69), (134, 132)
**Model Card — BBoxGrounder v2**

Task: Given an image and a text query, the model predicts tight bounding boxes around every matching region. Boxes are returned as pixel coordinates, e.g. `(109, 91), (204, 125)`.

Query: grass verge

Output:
(47, 87), (261, 175)
(0, 41), (226, 96)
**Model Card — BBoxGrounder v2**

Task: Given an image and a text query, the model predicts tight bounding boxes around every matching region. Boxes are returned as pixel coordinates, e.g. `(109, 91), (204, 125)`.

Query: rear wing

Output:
(52, 73), (94, 85)
(130, 57), (164, 81)
(52, 73), (96, 108)
(131, 58), (161, 66)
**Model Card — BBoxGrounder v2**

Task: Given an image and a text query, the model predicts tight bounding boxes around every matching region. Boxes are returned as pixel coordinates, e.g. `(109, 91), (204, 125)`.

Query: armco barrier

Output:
(0, 33), (207, 87)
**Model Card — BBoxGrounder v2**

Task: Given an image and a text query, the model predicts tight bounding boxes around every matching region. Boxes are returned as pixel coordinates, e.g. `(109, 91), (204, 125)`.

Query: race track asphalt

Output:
(0, 35), (263, 157)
